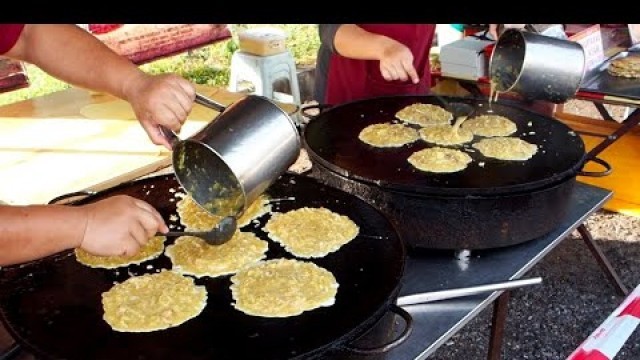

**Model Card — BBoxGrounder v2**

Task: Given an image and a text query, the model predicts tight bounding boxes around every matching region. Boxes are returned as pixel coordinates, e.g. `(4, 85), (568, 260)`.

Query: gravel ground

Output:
(429, 210), (640, 360)
(428, 99), (640, 360)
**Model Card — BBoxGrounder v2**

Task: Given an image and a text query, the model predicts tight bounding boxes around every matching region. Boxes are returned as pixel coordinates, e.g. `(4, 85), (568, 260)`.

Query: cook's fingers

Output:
(120, 239), (140, 257)
(166, 81), (194, 122)
(137, 210), (164, 241)
(144, 123), (172, 149)
(394, 65), (409, 82)
(154, 103), (184, 132)
(129, 222), (149, 247)
(134, 200), (168, 233)
(402, 61), (419, 84)
(380, 68), (393, 81)
(171, 76), (196, 102)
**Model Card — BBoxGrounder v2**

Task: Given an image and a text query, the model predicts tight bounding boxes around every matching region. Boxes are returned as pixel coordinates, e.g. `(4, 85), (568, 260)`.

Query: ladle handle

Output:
(195, 92), (226, 112)
(159, 125), (180, 149)
(396, 277), (542, 306)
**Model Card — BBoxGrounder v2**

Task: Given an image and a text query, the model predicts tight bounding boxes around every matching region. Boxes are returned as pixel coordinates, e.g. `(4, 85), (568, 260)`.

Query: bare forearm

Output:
(332, 24), (395, 60)
(7, 24), (144, 100)
(0, 205), (86, 266)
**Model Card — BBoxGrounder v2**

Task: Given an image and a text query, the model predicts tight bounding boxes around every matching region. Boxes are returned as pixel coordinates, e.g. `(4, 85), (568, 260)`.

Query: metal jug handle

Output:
(195, 92), (226, 112)
(160, 92), (228, 149)
(159, 126), (181, 149)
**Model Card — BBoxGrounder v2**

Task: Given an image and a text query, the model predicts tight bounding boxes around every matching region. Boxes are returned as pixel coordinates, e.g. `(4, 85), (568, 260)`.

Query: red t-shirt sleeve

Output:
(0, 24), (26, 55)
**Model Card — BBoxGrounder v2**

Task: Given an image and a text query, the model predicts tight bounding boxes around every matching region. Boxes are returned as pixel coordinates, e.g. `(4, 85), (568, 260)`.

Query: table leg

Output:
(0, 343), (23, 360)
(593, 102), (617, 122)
(487, 291), (511, 360)
(577, 224), (629, 296)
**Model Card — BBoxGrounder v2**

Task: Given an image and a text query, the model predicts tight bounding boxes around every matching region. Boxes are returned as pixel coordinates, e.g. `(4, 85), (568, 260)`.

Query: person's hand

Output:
(123, 72), (196, 149)
(378, 38), (420, 84)
(78, 195), (169, 257)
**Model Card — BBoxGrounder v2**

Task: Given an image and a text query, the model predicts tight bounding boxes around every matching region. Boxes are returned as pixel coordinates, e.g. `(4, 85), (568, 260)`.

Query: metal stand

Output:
(0, 343), (23, 360)
(488, 292), (511, 360)
(577, 224), (629, 296)
(484, 222), (630, 360)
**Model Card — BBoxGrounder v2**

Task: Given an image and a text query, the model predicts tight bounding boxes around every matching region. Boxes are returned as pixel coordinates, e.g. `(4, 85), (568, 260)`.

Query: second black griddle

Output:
(303, 95), (587, 196)
(580, 49), (640, 100)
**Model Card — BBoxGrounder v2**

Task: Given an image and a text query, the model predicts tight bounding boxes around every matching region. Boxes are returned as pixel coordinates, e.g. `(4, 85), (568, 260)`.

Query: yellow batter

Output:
(358, 122), (420, 148)
(165, 231), (269, 278)
(418, 125), (474, 146)
(608, 56), (640, 78)
(263, 207), (360, 258)
(230, 258), (339, 318)
(102, 270), (207, 332)
(177, 193), (272, 231)
(75, 235), (166, 269)
(472, 137), (538, 161)
(408, 147), (473, 173)
(461, 114), (517, 137)
(395, 103), (453, 127)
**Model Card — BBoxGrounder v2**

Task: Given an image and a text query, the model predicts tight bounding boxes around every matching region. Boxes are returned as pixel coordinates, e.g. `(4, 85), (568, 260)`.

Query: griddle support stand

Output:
(584, 107), (640, 160)
(593, 102), (616, 122)
(0, 343), (23, 360)
(577, 224), (629, 296)
(487, 291), (511, 360)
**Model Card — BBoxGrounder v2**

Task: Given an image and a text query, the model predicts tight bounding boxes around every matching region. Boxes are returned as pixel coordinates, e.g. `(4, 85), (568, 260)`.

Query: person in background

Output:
(0, 24), (196, 266)
(313, 24), (437, 105)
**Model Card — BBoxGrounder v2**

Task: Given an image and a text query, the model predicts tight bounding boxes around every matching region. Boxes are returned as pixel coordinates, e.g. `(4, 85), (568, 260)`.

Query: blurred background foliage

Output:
(0, 24), (320, 106)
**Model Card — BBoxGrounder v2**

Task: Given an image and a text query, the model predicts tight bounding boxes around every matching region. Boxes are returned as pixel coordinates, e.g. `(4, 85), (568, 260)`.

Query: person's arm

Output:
(330, 24), (419, 83)
(4, 24), (195, 149)
(0, 195), (169, 266)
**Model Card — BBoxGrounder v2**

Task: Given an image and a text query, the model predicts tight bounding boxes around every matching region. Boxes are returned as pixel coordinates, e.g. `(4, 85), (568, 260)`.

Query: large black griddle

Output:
(0, 173), (406, 360)
(304, 95), (586, 196)
(580, 49), (640, 100)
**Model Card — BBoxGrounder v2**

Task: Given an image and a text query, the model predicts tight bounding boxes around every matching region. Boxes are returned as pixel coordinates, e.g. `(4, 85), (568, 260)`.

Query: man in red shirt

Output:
(0, 24), (198, 265)
(314, 24), (436, 105)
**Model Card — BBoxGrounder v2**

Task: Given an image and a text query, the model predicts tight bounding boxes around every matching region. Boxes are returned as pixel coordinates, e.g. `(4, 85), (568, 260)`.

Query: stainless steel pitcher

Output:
(489, 28), (586, 104)
(165, 94), (301, 217)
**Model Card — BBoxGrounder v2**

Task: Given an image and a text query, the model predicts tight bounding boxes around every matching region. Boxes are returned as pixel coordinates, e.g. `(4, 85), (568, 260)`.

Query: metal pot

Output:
(489, 28), (586, 104)
(307, 166), (577, 250)
(167, 94), (301, 217)
(302, 94), (610, 250)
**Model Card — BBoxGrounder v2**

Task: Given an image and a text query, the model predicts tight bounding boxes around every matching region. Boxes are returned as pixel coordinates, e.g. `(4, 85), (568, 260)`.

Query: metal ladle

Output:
(157, 216), (237, 246)
(434, 95), (476, 134)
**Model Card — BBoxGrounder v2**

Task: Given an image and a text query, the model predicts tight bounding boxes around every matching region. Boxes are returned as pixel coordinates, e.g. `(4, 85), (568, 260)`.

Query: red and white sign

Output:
(567, 283), (640, 360)
(88, 24), (232, 65)
(629, 24), (640, 46)
(569, 24), (606, 73)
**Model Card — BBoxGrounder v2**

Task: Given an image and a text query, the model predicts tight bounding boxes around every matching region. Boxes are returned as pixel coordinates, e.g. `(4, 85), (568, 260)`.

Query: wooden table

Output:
(0, 85), (297, 205)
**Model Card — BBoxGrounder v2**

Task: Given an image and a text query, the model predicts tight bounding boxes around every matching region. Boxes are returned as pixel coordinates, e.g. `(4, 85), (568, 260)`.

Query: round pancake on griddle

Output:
(75, 235), (166, 269)
(395, 103), (453, 127)
(408, 147), (472, 173)
(608, 56), (640, 78)
(177, 193), (272, 231)
(230, 258), (339, 318)
(102, 270), (207, 332)
(263, 207), (360, 258)
(358, 122), (419, 148)
(461, 114), (517, 137)
(472, 137), (538, 161)
(165, 231), (268, 278)
(418, 124), (474, 146)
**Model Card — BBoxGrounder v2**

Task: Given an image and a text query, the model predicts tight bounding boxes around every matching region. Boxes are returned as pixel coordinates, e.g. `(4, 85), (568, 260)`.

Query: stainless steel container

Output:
(489, 28), (586, 103)
(172, 95), (301, 217)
